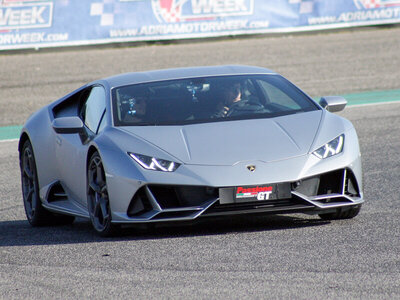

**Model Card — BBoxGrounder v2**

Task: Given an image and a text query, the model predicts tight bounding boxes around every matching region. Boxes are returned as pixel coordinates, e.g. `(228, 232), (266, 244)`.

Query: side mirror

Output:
(52, 116), (91, 144)
(52, 117), (84, 134)
(319, 96), (347, 113)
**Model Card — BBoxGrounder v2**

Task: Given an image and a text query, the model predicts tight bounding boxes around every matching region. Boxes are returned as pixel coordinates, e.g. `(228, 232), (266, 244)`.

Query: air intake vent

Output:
(344, 169), (360, 197)
(148, 185), (218, 209)
(127, 187), (153, 217)
(47, 182), (68, 202)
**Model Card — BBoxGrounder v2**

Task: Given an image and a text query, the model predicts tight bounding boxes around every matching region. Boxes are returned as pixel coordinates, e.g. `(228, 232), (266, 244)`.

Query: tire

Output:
(20, 139), (75, 226)
(87, 152), (118, 237)
(318, 204), (362, 220)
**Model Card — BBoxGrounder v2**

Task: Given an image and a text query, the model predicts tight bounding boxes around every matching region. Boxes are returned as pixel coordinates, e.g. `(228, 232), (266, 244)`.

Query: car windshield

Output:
(112, 74), (319, 126)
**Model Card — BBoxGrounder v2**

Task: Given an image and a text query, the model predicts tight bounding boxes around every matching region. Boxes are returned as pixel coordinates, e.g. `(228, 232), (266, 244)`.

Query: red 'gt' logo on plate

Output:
(236, 186), (273, 200)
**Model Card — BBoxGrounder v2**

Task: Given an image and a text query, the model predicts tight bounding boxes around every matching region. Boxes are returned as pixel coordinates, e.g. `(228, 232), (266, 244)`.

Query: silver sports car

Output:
(19, 65), (363, 236)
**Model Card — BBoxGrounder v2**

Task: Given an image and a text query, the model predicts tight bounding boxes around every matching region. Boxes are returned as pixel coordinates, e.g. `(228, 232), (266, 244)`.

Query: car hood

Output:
(120, 111), (322, 166)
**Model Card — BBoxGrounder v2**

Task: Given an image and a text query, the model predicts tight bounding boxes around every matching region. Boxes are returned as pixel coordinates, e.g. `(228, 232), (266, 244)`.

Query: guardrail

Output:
(1, 0), (400, 50)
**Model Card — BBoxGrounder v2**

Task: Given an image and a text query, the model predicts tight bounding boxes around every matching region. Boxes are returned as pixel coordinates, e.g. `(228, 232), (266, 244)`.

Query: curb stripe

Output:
(341, 89), (400, 106)
(0, 125), (23, 141)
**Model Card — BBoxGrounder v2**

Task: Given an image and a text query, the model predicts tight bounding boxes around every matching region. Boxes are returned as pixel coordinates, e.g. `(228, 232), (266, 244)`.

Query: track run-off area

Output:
(1, 26), (400, 299)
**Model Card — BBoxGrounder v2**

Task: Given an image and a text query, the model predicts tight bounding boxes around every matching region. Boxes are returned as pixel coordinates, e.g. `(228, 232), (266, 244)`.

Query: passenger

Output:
(124, 97), (147, 123)
(121, 87), (148, 123)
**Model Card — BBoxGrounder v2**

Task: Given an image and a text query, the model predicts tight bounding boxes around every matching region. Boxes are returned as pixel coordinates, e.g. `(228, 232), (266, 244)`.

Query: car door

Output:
(55, 85), (107, 207)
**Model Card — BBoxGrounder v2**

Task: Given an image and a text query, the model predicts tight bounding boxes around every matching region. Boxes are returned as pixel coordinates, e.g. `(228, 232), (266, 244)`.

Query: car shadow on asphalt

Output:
(0, 214), (331, 247)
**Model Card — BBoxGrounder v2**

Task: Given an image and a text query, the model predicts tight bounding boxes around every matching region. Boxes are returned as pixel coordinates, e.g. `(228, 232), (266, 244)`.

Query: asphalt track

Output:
(1, 26), (400, 299)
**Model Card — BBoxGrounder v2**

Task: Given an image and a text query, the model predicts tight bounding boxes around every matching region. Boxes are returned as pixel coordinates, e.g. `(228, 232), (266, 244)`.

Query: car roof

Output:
(102, 65), (277, 88)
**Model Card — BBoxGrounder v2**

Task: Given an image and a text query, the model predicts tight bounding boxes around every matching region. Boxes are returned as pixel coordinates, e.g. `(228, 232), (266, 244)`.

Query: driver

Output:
(212, 80), (243, 118)
(211, 79), (265, 118)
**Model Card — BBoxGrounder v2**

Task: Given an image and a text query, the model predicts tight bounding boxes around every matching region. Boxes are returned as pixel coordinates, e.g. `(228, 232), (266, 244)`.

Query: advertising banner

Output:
(1, 0), (400, 50)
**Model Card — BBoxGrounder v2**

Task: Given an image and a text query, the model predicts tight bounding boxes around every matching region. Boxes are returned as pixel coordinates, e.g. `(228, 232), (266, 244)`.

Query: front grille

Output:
(127, 185), (218, 217)
(203, 196), (313, 216)
(126, 168), (360, 219)
(152, 210), (199, 220)
(148, 185), (218, 209)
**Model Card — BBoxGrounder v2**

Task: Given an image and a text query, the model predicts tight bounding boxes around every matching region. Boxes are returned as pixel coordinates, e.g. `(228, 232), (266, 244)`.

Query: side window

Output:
(81, 86), (106, 133)
(258, 80), (302, 110)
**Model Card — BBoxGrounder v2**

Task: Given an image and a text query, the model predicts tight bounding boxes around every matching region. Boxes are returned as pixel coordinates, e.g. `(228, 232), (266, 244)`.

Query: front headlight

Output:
(313, 134), (344, 159)
(128, 152), (180, 172)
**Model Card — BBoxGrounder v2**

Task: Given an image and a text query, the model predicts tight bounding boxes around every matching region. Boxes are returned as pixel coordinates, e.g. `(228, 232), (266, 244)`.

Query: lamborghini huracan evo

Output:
(19, 65), (363, 236)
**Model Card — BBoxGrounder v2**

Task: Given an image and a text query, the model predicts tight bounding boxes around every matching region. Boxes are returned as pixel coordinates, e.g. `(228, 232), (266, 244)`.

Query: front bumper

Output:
(111, 168), (363, 224)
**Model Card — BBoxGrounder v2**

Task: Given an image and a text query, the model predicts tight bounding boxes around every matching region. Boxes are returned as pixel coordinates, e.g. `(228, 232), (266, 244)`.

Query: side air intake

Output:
(47, 182), (68, 202)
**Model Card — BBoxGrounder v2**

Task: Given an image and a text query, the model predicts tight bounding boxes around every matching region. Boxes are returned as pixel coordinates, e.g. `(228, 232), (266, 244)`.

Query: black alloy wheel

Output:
(20, 140), (74, 226)
(87, 152), (117, 236)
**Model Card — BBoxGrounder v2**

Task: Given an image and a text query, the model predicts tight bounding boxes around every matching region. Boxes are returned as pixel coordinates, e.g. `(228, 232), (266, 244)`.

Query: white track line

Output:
(346, 99), (400, 108)
(0, 138), (18, 143)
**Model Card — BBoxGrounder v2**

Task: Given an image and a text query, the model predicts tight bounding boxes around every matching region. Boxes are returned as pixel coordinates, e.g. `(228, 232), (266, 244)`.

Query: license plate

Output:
(234, 183), (291, 202)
